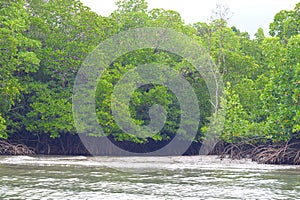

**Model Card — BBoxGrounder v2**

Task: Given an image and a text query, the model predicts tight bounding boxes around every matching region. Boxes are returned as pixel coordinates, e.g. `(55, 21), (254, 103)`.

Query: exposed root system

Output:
(212, 140), (300, 165)
(0, 140), (35, 155)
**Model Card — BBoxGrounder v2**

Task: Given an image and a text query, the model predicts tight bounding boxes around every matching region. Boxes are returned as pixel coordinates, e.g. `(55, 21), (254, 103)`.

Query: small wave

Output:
(1, 155), (36, 161)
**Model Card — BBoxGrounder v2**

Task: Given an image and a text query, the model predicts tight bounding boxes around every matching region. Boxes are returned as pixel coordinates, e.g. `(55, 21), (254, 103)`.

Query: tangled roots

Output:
(0, 140), (35, 155)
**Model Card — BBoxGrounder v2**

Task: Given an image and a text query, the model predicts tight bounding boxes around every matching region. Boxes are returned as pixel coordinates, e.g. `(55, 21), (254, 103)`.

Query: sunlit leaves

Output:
(0, 114), (7, 139)
(269, 3), (300, 41)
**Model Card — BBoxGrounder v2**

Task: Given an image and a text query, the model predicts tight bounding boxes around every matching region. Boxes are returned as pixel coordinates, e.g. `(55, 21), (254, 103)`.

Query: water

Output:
(0, 156), (299, 199)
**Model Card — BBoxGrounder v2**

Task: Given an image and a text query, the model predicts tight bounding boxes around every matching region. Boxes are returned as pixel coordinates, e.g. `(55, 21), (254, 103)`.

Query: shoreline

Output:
(1, 137), (300, 165)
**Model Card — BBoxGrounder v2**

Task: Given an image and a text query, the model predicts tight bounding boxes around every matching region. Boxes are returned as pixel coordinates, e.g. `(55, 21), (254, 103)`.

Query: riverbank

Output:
(5, 132), (201, 156)
(2, 133), (300, 165)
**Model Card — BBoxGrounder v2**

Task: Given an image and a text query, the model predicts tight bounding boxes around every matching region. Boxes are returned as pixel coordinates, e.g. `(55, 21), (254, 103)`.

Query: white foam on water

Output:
(0, 155), (299, 172)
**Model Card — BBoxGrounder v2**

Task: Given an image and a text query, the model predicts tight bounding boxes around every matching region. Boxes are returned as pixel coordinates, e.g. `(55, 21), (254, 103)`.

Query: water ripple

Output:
(0, 155), (299, 199)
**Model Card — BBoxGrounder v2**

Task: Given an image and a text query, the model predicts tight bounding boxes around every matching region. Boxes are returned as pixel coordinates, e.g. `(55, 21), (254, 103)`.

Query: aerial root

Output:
(213, 141), (300, 165)
(0, 140), (35, 155)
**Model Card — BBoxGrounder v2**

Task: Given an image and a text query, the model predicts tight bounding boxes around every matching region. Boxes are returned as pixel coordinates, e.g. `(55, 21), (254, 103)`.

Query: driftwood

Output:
(0, 140), (35, 155)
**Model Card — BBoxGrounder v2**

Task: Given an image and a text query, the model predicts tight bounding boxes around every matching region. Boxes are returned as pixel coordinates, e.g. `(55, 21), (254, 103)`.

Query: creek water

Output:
(0, 155), (299, 199)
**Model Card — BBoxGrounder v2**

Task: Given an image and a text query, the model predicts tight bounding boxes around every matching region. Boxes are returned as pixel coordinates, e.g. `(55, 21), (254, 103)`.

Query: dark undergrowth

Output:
(2, 132), (300, 165)
(3, 132), (201, 156)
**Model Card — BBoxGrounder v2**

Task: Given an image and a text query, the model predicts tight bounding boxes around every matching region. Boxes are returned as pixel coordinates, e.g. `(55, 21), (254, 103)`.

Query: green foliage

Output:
(25, 84), (74, 138)
(202, 3), (300, 144)
(0, 113), (7, 139)
(0, 0), (299, 146)
(0, 0), (41, 136)
(219, 83), (250, 143)
(254, 28), (265, 44)
(269, 3), (300, 42)
(293, 62), (300, 134)
(259, 34), (300, 142)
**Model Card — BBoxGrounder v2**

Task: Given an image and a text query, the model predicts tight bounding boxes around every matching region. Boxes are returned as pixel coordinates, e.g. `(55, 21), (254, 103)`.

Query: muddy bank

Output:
(4, 132), (300, 165)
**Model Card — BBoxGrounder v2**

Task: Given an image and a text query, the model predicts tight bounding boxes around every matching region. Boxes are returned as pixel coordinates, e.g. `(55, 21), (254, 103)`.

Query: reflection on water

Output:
(0, 156), (299, 199)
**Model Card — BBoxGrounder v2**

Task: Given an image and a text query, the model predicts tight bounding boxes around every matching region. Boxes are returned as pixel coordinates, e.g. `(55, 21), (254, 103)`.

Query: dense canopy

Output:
(0, 0), (299, 153)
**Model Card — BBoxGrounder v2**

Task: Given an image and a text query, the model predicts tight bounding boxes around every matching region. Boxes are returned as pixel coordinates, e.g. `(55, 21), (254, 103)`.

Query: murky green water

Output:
(0, 156), (299, 199)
